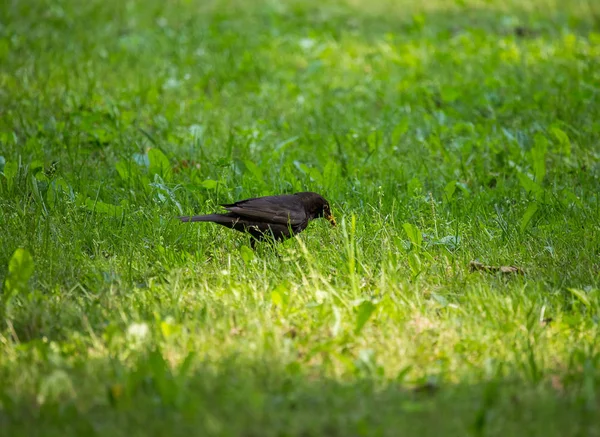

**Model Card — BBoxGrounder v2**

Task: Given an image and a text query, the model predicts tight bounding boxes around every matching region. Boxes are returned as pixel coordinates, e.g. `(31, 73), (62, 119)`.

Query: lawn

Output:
(1, 0), (599, 435)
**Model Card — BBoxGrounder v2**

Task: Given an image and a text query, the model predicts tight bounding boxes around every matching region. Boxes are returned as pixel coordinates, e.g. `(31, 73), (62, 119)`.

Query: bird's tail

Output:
(178, 214), (227, 223)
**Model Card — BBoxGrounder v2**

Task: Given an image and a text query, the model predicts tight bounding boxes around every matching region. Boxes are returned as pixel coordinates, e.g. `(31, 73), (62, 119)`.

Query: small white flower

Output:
(299, 38), (315, 50)
(163, 77), (180, 90)
(127, 322), (149, 341)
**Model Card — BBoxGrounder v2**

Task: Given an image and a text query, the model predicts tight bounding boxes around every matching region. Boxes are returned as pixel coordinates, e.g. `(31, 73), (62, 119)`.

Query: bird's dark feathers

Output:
(178, 192), (335, 245)
(221, 194), (307, 226)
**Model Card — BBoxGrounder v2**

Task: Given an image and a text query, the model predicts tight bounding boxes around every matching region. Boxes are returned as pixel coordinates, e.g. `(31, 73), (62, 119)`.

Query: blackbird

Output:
(178, 192), (336, 246)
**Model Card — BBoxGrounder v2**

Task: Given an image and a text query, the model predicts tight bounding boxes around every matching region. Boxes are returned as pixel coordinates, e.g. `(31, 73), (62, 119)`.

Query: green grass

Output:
(1, 0), (599, 435)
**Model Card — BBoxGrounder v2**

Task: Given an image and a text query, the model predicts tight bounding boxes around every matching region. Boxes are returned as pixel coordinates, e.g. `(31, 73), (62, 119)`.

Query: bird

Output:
(178, 192), (336, 246)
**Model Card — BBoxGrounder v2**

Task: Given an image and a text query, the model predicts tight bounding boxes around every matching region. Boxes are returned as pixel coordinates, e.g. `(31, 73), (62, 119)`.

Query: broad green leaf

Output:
(8, 248), (35, 284)
(550, 127), (571, 156)
(200, 179), (218, 190)
(148, 148), (172, 182)
(517, 172), (542, 195)
(354, 300), (377, 335)
(240, 245), (254, 264)
(4, 248), (34, 297)
(444, 180), (457, 201)
(403, 223), (423, 249)
(520, 203), (539, 232)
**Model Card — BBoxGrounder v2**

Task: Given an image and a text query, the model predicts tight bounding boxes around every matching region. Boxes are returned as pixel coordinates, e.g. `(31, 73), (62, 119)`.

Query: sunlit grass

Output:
(0, 0), (599, 435)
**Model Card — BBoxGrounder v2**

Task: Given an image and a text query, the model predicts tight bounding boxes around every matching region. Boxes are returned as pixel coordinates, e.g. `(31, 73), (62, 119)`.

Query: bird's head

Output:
(321, 202), (336, 226)
(296, 192), (336, 226)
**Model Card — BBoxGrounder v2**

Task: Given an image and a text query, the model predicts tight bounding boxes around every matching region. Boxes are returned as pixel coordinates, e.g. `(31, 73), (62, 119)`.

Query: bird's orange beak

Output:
(326, 213), (337, 227)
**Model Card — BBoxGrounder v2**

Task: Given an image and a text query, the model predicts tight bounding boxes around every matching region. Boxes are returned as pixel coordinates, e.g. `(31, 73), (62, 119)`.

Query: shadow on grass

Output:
(0, 351), (597, 437)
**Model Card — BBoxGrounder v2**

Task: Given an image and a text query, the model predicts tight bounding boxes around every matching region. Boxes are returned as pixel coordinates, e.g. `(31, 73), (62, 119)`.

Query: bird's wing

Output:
(221, 195), (307, 225)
